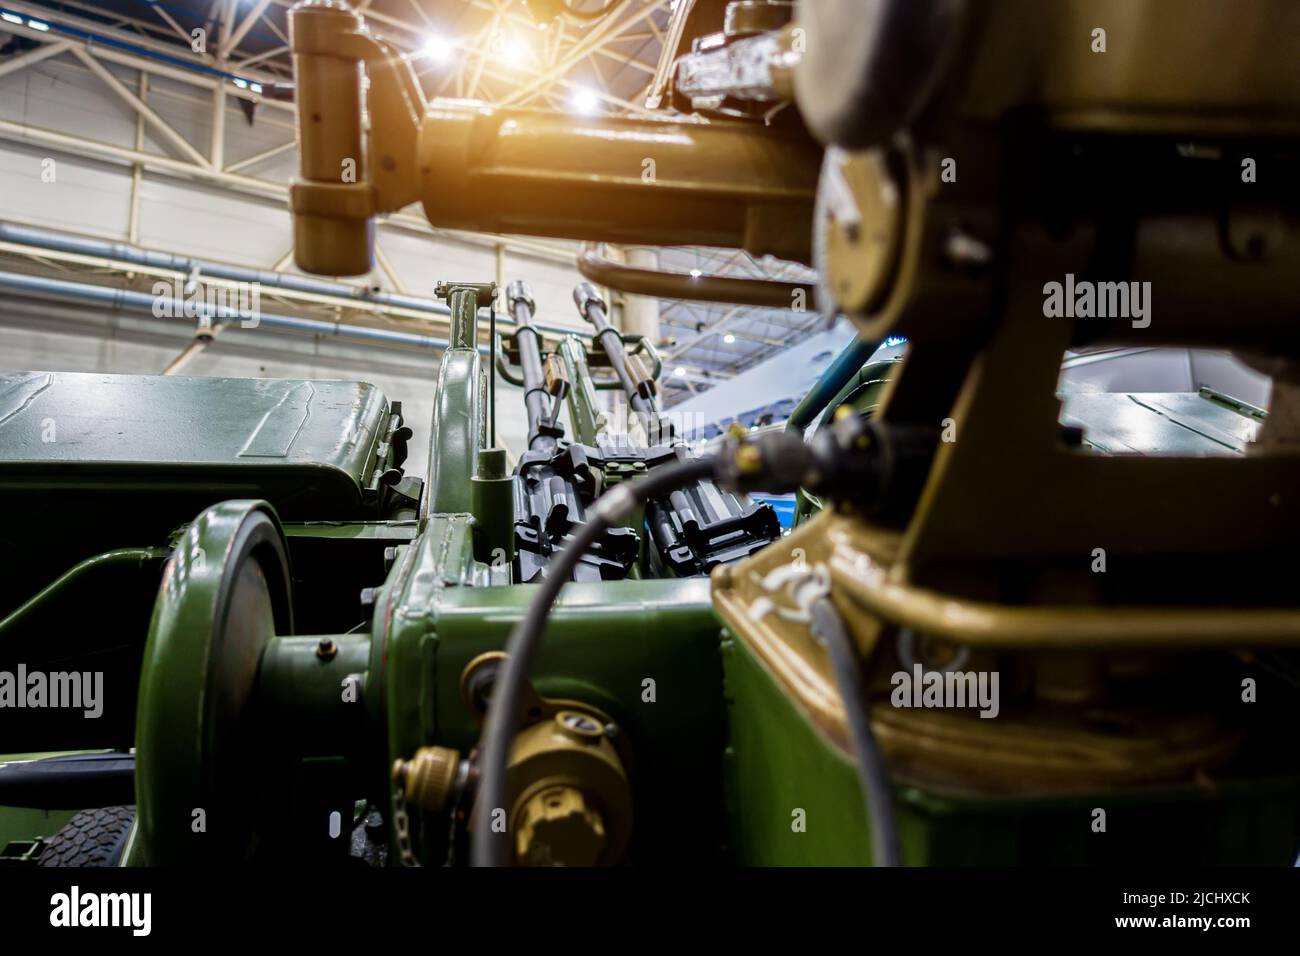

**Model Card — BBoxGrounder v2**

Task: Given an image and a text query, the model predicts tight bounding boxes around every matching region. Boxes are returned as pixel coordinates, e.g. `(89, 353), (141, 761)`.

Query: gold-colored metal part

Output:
(416, 101), (818, 263)
(543, 354), (570, 398)
(456, 654), (632, 865)
(734, 444), (762, 474)
(288, 2), (821, 282)
(287, 1), (373, 276)
(393, 746), (461, 812)
(623, 354), (655, 400)
(871, 706), (1242, 795)
(505, 711), (631, 867)
(959, 0), (1300, 135)
(714, 0), (1300, 804)
(819, 149), (901, 315)
(830, 526), (1300, 649)
(287, 0), (425, 276)
(516, 785), (607, 867)
(710, 511), (1250, 794)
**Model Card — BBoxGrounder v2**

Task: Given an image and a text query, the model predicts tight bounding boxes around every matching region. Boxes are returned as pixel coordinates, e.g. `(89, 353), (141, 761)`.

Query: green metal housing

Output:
(3, 330), (1298, 869)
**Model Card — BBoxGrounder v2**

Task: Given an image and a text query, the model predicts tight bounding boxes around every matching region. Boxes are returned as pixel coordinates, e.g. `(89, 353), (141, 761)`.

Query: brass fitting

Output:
(504, 710), (632, 867)
(735, 443), (763, 473)
(457, 655), (634, 866)
(516, 785), (607, 867)
(392, 746), (462, 813)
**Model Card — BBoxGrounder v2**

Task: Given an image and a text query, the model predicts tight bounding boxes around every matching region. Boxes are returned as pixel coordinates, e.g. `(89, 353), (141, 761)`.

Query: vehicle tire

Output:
(37, 806), (135, 867)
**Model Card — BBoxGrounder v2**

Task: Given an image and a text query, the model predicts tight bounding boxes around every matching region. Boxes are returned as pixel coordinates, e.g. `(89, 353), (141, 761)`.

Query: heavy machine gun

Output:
(497, 279), (642, 583)
(570, 283), (780, 577)
(496, 280), (780, 583)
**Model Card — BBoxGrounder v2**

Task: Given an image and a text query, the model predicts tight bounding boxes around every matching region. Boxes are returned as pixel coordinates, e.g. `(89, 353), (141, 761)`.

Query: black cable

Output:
(809, 596), (903, 867)
(471, 455), (716, 866)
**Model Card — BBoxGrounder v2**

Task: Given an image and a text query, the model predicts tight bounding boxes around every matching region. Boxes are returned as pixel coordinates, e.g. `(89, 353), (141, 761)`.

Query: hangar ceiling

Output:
(0, 0), (822, 400)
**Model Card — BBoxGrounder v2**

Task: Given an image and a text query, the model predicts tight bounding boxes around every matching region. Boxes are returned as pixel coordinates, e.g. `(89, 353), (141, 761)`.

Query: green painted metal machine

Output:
(0, 275), (780, 866)
(6, 0), (1300, 869)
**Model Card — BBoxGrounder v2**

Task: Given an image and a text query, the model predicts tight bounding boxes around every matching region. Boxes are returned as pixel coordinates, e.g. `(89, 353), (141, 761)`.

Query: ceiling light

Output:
(723, 333), (736, 344)
(570, 86), (599, 115)
(673, 367), (687, 378)
(1, 13), (25, 25)
(232, 78), (248, 89)
(27, 18), (50, 31)
(419, 34), (454, 62)
(500, 34), (530, 66)
(689, 269), (702, 278)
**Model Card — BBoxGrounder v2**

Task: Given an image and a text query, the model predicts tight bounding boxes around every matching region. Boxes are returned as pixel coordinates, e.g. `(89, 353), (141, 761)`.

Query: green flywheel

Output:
(132, 500), (293, 865)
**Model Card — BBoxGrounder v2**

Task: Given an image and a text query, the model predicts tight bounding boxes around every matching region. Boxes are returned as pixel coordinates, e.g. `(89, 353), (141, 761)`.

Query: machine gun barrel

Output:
(507, 280), (565, 454)
(573, 283), (672, 446)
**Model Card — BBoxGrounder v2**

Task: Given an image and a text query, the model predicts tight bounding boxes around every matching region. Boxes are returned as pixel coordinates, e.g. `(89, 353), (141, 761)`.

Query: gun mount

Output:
(5, 0), (1300, 875)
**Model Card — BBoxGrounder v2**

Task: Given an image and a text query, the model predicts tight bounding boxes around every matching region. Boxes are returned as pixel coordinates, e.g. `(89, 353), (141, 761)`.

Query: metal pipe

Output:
(0, 221), (587, 338)
(578, 242), (816, 309)
(785, 334), (881, 435)
(831, 547), (1300, 649)
(0, 39), (71, 80)
(437, 281), (493, 352)
(161, 322), (226, 375)
(0, 220), (449, 319)
(223, 0), (276, 59)
(0, 547), (171, 637)
(0, 268), (456, 352)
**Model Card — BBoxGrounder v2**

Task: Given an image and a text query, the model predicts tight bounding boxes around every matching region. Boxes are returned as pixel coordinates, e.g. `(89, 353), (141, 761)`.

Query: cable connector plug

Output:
(715, 429), (816, 496)
(715, 413), (937, 518)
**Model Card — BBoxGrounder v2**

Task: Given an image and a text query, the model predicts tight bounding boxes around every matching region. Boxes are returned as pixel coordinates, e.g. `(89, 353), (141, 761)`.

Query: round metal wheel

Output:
(811, 147), (902, 318)
(134, 499), (293, 865)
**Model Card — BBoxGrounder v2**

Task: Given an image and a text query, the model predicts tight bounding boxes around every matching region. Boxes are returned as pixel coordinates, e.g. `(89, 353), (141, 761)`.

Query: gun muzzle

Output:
(507, 280), (536, 316)
(573, 283), (606, 327)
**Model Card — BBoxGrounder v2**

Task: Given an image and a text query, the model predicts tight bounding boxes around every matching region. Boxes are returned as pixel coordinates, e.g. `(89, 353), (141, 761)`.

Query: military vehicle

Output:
(2, 0), (1299, 867)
